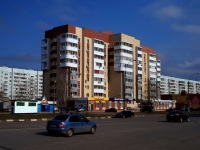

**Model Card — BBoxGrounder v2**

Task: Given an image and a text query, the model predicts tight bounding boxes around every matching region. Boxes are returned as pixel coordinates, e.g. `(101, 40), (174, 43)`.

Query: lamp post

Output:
(187, 73), (199, 112)
(123, 60), (136, 110)
(53, 80), (56, 114)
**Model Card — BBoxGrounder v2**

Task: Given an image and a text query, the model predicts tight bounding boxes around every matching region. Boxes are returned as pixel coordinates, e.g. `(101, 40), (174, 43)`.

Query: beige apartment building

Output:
(41, 24), (161, 111)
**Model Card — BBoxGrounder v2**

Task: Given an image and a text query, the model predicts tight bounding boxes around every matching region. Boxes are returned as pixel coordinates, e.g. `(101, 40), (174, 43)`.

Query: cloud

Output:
(156, 6), (183, 19)
(178, 58), (200, 70)
(35, 21), (52, 29)
(172, 24), (200, 34)
(142, 2), (184, 20)
(0, 53), (40, 62)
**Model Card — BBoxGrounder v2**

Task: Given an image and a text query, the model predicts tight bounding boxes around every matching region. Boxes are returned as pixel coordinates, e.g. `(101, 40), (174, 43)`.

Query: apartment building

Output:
(160, 75), (200, 94)
(141, 46), (161, 101)
(0, 66), (43, 100)
(41, 24), (161, 110)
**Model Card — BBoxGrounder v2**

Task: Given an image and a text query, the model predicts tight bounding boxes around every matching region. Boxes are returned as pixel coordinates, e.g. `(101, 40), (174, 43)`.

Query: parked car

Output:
(166, 110), (189, 122)
(115, 110), (134, 118)
(46, 113), (97, 137)
(140, 106), (155, 112)
(76, 108), (85, 112)
(60, 107), (75, 112)
(105, 108), (117, 112)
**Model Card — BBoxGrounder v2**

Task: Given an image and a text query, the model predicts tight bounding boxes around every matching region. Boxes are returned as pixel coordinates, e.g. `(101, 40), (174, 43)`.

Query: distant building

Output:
(160, 75), (200, 95)
(0, 66), (43, 100)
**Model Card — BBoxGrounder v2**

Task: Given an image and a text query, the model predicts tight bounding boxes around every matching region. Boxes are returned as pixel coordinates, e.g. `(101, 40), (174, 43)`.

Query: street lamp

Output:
(187, 73), (199, 112)
(123, 60), (136, 110)
(53, 80), (56, 114)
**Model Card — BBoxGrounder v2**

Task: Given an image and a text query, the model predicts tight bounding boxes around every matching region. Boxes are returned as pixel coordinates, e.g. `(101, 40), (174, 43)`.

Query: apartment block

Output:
(142, 46), (161, 100)
(160, 75), (200, 94)
(0, 66), (43, 100)
(41, 24), (161, 110)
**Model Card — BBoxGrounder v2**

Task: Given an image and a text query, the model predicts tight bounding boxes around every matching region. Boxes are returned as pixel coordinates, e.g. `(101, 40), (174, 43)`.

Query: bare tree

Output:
(56, 68), (71, 109)
(0, 85), (11, 110)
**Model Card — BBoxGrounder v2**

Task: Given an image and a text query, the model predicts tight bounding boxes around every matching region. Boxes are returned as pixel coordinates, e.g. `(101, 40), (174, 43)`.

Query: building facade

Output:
(160, 75), (200, 95)
(41, 24), (162, 110)
(0, 66), (43, 100)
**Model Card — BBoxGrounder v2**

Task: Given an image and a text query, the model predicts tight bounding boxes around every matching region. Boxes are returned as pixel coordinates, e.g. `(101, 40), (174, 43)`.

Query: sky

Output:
(0, 0), (200, 80)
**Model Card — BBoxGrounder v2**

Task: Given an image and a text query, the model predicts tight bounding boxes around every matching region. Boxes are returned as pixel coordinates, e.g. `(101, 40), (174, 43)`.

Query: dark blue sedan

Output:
(46, 113), (97, 137)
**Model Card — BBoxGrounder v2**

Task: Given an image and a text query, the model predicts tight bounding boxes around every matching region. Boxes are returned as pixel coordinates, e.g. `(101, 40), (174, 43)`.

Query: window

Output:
(87, 39), (89, 43)
(17, 102), (25, 106)
(69, 115), (79, 122)
(28, 102), (36, 106)
(102, 103), (106, 108)
(96, 102), (99, 108)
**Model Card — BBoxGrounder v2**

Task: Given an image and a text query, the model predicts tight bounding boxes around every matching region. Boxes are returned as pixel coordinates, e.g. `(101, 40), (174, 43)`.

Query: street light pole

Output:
(187, 73), (199, 112)
(53, 80), (56, 114)
(123, 60), (136, 110)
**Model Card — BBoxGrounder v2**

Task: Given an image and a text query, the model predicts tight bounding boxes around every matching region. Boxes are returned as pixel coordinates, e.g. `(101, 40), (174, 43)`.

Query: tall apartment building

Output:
(0, 66), (43, 100)
(142, 46), (161, 100)
(160, 75), (200, 94)
(41, 24), (161, 109)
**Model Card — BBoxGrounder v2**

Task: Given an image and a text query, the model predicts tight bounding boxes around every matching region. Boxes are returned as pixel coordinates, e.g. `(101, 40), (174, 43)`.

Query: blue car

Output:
(46, 113), (97, 137)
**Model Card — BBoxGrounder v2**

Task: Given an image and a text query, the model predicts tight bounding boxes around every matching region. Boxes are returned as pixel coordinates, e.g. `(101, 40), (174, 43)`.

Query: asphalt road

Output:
(0, 115), (200, 150)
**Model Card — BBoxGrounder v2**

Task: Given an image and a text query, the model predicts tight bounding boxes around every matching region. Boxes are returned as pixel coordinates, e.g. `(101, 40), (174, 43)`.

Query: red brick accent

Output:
(45, 24), (76, 38)
(141, 46), (154, 53)
(83, 28), (110, 43)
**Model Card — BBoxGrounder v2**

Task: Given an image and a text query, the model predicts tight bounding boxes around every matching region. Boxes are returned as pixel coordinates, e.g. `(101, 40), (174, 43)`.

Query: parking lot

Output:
(0, 115), (200, 150)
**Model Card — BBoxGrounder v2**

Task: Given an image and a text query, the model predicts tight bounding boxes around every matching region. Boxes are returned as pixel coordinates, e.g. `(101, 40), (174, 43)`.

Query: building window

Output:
(28, 102), (36, 106)
(17, 102), (25, 106)
(96, 102), (99, 108)
(102, 103), (106, 108)
(109, 102), (112, 108)
(87, 39), (89, 43)
(86, 93), (89, 97)
(104, 94), (106, 97)
(115, 102), (118, 108)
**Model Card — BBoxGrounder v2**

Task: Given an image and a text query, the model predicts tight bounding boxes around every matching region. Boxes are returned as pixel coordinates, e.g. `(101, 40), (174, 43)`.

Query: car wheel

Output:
(180, 118), (183, 122)
(90, 126), (96, 134)
(131, 115), (134, 118)
(186, 118), (189, 122)
(66, 129), (73, 137)
(167, 118), (170, 122)
(122, 115), (125, 118)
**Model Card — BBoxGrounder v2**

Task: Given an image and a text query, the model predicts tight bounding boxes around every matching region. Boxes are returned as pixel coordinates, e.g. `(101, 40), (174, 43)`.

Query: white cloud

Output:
(178, 58), (200, 69)
(142, 1), (184, 20)
(172, 24), (200, 34)
(155, 6), (183, 19)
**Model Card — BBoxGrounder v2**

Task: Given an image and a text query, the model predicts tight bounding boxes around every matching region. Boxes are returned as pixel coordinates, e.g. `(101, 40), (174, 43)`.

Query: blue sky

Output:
(0, 0), (200, 80)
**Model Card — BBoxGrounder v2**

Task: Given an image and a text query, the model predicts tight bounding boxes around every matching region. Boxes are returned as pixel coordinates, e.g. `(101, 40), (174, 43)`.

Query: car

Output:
(60, 107), (75, 112)
(105, 108), (117, 112)
(46, 113), (97, 137)
(166, 110), (189, 122)
(140, 106), (155, 112)
(115, 110), (134, 118)
(76, 108), (85, 112)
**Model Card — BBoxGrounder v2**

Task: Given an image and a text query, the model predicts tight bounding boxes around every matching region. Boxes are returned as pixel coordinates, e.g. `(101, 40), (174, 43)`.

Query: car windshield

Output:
(54, 115), (69, 121)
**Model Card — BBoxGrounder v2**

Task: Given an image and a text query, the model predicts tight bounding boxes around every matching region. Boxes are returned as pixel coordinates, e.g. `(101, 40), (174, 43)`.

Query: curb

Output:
(0, 115), (146, 122)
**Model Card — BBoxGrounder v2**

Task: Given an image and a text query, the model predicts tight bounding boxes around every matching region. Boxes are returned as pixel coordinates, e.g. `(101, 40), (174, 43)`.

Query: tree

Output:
(56, 68), (71, 109)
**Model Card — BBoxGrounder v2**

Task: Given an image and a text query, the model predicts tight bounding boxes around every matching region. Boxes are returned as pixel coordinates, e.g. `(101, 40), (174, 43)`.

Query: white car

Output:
(76, 108), (85, 112)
